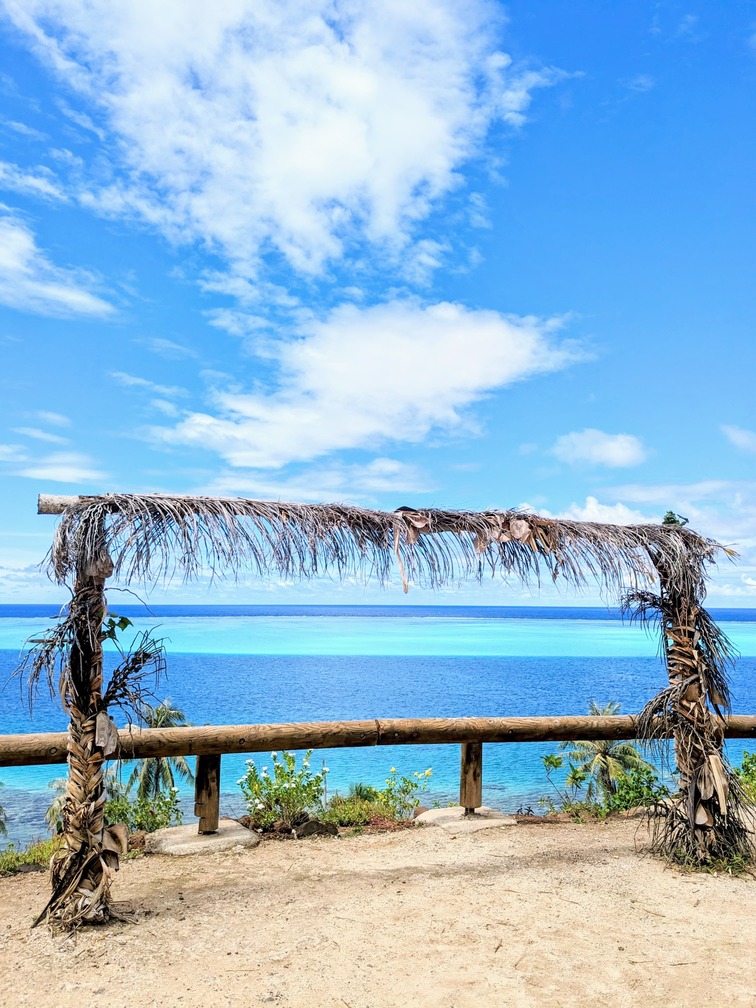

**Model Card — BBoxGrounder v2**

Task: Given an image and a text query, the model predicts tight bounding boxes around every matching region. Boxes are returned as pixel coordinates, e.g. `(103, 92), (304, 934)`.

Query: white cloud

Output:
(722, 424), (756, 454)
(12, 450), (107, 483)
(13, 426), (69, 444)
(0, 211), (114, 317)
(140, 336), (198, 360)
(110, 371), (187, 398)
(0, 160), (64, 199)
(608, 480), (756, 566)
(623, 74), (655, 93)
(34, 410), (71, 427)
(6, 1), (559, 277)
(152, 299), (579, 468)
(0, 444), (26, 462)
(202, 457), (433, 502)
(555, 496), (650, 525)
(551, 428), (647, 468)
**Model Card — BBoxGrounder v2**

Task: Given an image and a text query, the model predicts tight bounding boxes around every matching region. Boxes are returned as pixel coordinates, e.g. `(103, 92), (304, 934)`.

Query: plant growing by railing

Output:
(121, 698), (194, 801)
(557, 701), (656, 804)
(380, 767), (432, 820)
(239, 750), (328, 831)
(0, 781), (6, 838)
(734, 752), (756, 803)
(105, 787), (182, 833)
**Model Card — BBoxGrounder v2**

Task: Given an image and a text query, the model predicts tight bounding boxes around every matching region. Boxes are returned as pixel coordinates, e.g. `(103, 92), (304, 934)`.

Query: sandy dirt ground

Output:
(1, 818), (754, 1008)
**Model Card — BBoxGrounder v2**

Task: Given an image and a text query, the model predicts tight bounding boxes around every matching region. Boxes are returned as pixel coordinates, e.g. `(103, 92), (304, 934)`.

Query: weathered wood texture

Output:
(38, 494), (83, 514)
(460, 741), (483, 812)
(194, 754), (221, 833)
(2, 714), (756, 768)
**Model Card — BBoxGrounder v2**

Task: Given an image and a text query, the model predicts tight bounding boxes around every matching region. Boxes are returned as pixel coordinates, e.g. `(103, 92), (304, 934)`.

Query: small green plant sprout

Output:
(238, 750), (328, 832)
(380, 767), (432, 820)
(0, 781), (7, 838)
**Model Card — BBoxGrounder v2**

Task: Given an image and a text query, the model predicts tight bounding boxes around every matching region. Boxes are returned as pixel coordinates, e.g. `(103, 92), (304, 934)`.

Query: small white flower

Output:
(270, 751), (278, 758)
(322, 767), (329, 773)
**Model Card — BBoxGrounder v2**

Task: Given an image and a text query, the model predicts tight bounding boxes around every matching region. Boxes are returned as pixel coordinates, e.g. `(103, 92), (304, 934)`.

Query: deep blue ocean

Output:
(2, 604), (755, 847)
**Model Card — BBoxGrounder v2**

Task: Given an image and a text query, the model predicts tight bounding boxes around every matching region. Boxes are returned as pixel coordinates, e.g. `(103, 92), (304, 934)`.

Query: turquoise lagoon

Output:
(1, 605), (755, 846)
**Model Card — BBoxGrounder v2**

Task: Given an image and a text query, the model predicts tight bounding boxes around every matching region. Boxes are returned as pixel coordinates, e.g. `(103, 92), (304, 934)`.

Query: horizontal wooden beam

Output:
(38, 494), (85, 514)
(2, 714), (756, 768)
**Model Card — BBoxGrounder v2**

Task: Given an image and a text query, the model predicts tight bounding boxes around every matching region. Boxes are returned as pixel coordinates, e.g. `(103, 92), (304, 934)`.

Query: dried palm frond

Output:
(46, 493), (725, 598)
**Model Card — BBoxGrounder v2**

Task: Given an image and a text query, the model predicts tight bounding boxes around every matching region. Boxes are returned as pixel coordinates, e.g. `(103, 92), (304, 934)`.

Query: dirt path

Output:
(1, 819), (753, 1008)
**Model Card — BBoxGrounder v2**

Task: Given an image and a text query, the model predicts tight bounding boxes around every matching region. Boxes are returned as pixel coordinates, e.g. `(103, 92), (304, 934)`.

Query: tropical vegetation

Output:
(122, 698), (194, 802)
(558, 701), (657, 803)
(238, 751), (432, 833)
(539, 701), (665, 817)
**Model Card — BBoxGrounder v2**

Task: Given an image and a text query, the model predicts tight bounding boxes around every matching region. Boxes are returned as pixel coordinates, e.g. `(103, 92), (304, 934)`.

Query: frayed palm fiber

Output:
(47, 493), (722, 596)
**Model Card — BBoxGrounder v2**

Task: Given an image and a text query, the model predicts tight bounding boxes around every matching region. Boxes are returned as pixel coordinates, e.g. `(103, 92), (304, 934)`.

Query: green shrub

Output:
(105, 787), (182, 833)
(607, 766), (670, 812)
(238, 750), (328, 831)
(321, 795), (392, 827)
(379, 767), (432, 820)
(0, 837), (59, 877)
(734, 751), (756, 803)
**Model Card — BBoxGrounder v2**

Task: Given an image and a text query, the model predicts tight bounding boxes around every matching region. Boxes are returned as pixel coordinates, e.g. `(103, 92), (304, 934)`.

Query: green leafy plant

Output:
(734, 751), (756, 803)
(321, 795), (390, 827)
(0, 837), (60, 877)
(607, 766), (670, 812)
(537, 754), (599, 817)
(105, 787), (182, 833)
(558, 701), (655, 804)
(238, 750), (328, 831)
(378, 766), (432, 820)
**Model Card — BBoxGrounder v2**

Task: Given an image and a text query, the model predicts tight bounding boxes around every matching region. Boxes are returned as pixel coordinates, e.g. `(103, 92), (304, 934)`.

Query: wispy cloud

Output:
(0, 210), (114, 317)
(622, 74), (655, 93)
(0, 444), (26, 462)
(13, 451), (107, 483)
(13, 426), (69, 445)
(34, 410), (71, 427)
(202, 457), (434, 502)
(139, 337), (198, 360)
(551, 429), (647, 468)
(110, 371), (187, 398)
(6, 1), (561, 279)
(151, 300), (581, 469)
(0, 160), (64, 199)
(722, 424), (756, 454)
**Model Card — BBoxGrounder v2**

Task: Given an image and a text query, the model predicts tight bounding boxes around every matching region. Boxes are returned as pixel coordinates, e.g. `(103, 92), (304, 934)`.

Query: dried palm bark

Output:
(628, 567), (753, 866)
(28, 493), (753, 926)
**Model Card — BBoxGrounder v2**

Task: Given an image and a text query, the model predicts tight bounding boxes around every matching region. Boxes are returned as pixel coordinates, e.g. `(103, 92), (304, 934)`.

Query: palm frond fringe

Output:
(47, 492), (726, 597)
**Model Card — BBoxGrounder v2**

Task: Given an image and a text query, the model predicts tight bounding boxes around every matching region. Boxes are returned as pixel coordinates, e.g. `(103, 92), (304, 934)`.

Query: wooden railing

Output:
(3, 714), (755, 833)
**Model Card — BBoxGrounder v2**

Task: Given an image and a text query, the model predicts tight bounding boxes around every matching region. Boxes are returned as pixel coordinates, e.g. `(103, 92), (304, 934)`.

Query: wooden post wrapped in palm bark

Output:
(32, 527), (130, 928)
(630, 558), (754, 866)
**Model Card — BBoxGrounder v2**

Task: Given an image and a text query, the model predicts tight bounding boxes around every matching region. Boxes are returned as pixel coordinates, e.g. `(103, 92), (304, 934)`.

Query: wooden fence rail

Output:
(3, 714), (755, 829)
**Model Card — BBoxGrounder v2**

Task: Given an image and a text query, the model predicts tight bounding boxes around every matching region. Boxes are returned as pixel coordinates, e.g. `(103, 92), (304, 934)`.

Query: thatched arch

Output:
(27, 492), (754, 927)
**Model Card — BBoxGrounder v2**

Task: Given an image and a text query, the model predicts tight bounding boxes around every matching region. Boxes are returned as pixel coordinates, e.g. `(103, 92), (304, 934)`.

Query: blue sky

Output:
(0, 0), (754, 605)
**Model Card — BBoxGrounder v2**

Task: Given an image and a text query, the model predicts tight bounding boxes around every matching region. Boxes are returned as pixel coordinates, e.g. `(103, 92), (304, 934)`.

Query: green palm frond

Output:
(122, 698), (194, 802)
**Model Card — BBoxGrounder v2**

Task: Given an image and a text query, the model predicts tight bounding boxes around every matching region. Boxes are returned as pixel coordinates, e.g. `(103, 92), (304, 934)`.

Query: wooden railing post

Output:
(194, 754), (221, 833)
(460, 741), (483, 815)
